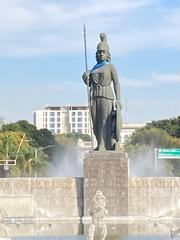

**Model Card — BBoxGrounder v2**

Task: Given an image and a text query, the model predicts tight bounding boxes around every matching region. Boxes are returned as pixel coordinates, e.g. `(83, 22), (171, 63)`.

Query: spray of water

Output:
(49, 144), (86, 177)
(128, 143), (172, 177)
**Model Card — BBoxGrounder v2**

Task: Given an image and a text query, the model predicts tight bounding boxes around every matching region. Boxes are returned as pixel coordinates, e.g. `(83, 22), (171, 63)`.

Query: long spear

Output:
(83, 23), (88, 72)
(83, 24), (94, 149)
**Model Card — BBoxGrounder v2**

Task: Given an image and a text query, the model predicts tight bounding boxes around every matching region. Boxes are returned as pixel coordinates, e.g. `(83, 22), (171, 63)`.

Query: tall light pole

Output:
(34, 145), (55, 159)
(33, 145), (55, 177)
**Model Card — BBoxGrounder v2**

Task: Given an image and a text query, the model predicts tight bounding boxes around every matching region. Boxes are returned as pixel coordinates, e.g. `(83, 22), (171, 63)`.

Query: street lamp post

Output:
(33, 145), (55, 178)
(34, 145), (55, 159)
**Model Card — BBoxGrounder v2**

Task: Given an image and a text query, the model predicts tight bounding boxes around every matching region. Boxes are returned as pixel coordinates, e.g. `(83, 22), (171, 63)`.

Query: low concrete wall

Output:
(0, 177), (180, 218)
(128, 177), (180, 217)
(0, 178), (83, 218)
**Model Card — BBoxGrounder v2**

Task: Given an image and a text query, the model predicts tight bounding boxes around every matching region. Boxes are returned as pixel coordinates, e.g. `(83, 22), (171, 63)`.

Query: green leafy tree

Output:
(55, 133), (91, 146)
(146, 116), (180, 138)
(128, 127), (180, 148)
(1, 120), (56, 161)
(0, 131), (30, 177)
(0, 131), (28, 161)
(35, 128), (56, 161)
(0, 131), (50, 177)
(2, 120), (38, 144)
(23, 148), (51, 177)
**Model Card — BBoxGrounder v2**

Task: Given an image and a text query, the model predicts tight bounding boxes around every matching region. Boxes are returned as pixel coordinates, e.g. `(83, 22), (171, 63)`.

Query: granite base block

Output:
(83, 151), (128, 217)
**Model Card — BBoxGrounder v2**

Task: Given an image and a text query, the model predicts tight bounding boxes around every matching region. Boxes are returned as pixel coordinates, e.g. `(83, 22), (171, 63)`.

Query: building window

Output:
(72, 123), (75, 128)
(72, 112), (75, 116)
(57, 129), (61, 134)
(50, 118), (55, 122)
(85, 112), (87, 116)
(50, 123), (55, 128)
(57, 118), (60, 122)
(72, 117), (75, 122)
(50, 129), (55, 134)
(50, 112), (55, 116)
(78, 123), (83, 128)
(78, 117), (82, 122)
(57, 112), (61, 116)
(85, 123), (87, 127)
(72, 129), (75, 133)
(124, 135), (130, 143)
(57, 123), (61, 128)
(78, 129), (82, 133)
(78, 112), (82, 116)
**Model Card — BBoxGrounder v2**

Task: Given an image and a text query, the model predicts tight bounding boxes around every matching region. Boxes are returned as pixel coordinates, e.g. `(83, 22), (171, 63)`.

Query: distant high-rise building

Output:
(33, 105), (90, 135)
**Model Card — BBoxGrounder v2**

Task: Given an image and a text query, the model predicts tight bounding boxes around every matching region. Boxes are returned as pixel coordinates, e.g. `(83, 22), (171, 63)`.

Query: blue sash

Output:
(92, 60), (109, 71)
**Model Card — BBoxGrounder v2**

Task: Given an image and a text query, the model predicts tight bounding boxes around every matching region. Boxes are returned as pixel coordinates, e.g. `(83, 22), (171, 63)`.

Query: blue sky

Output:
(0, 0), (179, 124)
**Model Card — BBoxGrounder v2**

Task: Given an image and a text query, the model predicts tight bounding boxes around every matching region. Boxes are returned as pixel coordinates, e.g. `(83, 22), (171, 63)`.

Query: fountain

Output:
(0, 32), (180, 240)
(86, 191), (108, 240)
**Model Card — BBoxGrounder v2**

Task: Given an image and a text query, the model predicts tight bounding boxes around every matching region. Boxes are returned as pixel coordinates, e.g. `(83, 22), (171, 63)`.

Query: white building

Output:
(33, 106), (90, 135)
(121, 123), (146, 144)
(33, 106), (145, 144)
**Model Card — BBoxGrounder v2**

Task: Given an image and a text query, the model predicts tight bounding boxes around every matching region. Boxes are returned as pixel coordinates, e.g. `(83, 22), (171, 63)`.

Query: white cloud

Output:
(110, 27), (180, 55)
(121, 71), (180, 89)
(152, 72), (180, 84)
(122, 98), (180, 123)
(76, 0), (156, 17)
(1, 0), (179, 57)
(121, 77), (153, 88)
(0, 0), (154, 31)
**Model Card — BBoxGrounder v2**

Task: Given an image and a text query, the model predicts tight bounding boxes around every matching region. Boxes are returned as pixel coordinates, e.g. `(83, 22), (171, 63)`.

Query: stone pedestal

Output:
(83, 151), (128, 217)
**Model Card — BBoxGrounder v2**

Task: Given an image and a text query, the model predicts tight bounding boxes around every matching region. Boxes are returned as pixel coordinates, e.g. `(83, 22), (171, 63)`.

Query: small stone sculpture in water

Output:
(86, 191), (108, 240)
(82, 33), (122, 151)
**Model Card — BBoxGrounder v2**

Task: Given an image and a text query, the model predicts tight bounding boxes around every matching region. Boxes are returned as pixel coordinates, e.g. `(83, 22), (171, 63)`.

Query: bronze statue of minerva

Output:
(82, 33), (122, 151)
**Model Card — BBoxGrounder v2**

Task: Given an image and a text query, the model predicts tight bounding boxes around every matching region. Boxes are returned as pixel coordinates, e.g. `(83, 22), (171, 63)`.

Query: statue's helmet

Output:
(97, 33), (109, 52)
